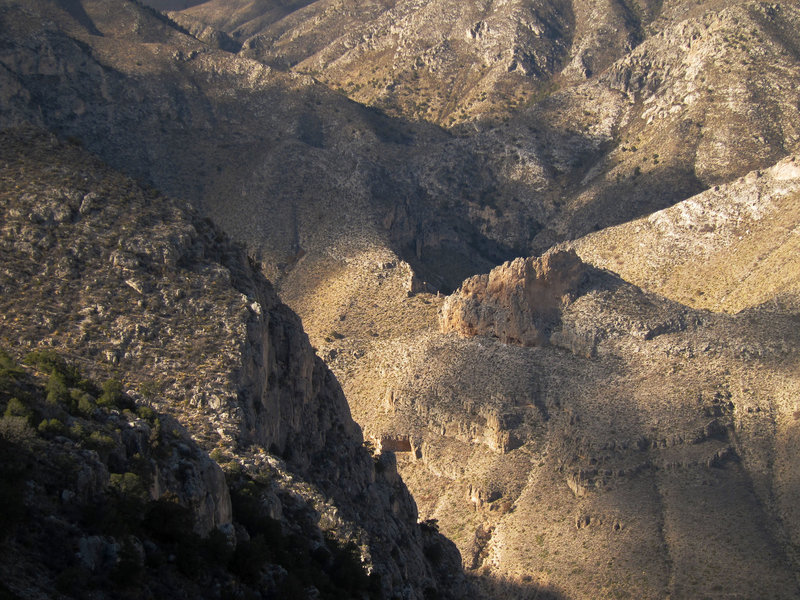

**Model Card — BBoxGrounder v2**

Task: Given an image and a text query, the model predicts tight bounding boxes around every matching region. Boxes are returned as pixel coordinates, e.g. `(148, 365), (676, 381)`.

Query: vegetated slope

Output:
(0, 128), (465, 599)
(571, 154), (800, 313)
(6, 0), (800, 302)
(523, 0), (800, 247)
(336, 249), (800, 599)
(151, 0), (800, 240)
(4, 0), (800, 598)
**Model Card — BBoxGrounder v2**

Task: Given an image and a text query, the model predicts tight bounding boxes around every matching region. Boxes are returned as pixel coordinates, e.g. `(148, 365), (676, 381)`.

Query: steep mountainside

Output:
(0, 128), (464, 599)
(153, 0), (660, 126)
(150, 0), (800, 243)
(4, 0), (799, 300)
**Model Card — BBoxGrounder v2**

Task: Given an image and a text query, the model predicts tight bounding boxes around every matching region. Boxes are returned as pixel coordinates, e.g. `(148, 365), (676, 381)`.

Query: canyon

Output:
(1, 0), (799, 598)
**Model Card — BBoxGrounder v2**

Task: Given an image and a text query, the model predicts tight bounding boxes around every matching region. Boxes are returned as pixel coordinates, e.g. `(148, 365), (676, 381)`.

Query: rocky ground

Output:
(2, 0), (800, 598)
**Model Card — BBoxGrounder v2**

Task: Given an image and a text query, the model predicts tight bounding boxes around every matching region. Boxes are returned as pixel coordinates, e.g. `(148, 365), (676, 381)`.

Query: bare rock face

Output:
(441, 249), (588, 346)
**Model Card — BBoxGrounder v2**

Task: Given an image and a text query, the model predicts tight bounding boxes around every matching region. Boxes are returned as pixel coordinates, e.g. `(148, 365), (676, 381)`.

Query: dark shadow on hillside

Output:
(1, 0), (716, 298)
(138, 0), (208, 10)
(1, 0), (527, 292)
(60, 0), (103, 36)
(468, 572), (568, 600)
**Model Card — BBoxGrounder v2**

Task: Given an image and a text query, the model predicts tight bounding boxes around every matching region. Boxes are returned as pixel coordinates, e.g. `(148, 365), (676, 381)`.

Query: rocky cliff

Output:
(440, 249), (589, 346)
(0, 127), (463, 599)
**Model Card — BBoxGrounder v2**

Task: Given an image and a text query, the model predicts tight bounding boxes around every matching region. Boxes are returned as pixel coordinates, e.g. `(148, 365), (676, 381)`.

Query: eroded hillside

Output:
(0, 128), (464, 599)
(3, 0), (800, 598)
(335, 250), (800, 598)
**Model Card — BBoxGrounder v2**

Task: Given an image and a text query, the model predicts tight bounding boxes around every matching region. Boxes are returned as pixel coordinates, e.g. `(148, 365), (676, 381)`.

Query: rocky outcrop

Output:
(440, 249), (588, 346)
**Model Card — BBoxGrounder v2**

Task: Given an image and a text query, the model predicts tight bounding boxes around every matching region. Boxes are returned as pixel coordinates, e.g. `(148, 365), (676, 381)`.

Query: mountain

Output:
(2, 0), (800, 598)
(0, 127), (466, 599)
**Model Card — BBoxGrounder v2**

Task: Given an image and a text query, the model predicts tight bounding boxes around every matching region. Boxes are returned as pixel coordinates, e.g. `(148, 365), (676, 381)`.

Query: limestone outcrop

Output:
(440, 249), (588, 346)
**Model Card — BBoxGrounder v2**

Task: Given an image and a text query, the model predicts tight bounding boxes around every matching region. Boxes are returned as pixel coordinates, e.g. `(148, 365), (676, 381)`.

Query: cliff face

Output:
(440, 249), (588, 346)
(0, 128), (462, 599)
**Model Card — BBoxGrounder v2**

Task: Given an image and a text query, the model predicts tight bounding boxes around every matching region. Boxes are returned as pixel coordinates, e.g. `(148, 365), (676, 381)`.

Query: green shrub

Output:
(109, 472), (147, 500)
(85, 430), (116, 453)
(98, 379), (124, 409)
(4, 398), (32, 422)
(136, 405), (156, 421)
(24, 350), (88, 390)
(24, 350), (67, 375)
(37, 418), (67, 438)
(0, 415), (36, 446)
(69, 421), (86, 441)
(0, 349), (24, 394)
(74, 391), (97, 417)
(46, 371), (70, 406)
(138, 381), (161, 403)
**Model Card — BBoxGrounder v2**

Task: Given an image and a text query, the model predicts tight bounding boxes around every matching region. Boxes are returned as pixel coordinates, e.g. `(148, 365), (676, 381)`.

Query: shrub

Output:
(109, 472), (147, 500)
(85, 430), (116, 453)
(24, 350), (88, 390)
(4, 398), (32, 422)
(0, 349), (24, 393)
(74, 390), (97, 417)
(0, 415), (36, 446)
(24, 350), (68, 375)
(98, 379), (124, 408)
(328, 539), (371, 592)
(69, 421), (86, 441)
(136, 405), (156, 421)
(38, 418), (67, 438)
(46, 371), (70, 406)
